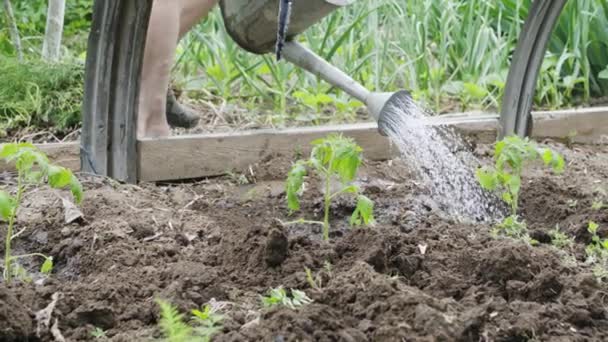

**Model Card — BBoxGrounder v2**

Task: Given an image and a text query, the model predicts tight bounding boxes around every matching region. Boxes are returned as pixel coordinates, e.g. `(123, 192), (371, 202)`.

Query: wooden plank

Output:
(532, 106), (608, 143)
(2, 107), (606, 180)
(137, 123), (395, 181)
(0, 142), (80, 174)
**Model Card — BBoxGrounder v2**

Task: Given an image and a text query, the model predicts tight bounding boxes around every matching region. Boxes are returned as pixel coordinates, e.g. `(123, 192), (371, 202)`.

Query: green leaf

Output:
(502, 192), (513, 204)
(286, 162), (307, 212)
(40, 257), (53, 274)
(0, 143), (19, 159)
(48, 165), (72, 188)
(350, 195), (375, 226)
(341, 185), (359, 194)
(599, 68), (608, 80)
(476, 168), (497, 190)
(70, 175), (84, 204)
(589, 221), (599, 234)
(463, 82), (488, 99)
(25, 171), (44, 183)
(540, 149), (565, 173)
(0, 191), (16, 221)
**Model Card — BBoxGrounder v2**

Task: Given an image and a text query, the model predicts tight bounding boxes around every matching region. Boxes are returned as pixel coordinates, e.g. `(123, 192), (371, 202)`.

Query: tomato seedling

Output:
(476, 136), (564, 241)
(285, 134), (374, 241)
(0, 143), (83, 283)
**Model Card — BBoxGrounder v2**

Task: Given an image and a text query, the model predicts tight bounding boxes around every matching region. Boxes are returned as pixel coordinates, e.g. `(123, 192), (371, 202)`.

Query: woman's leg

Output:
(138, 0), (217, 138)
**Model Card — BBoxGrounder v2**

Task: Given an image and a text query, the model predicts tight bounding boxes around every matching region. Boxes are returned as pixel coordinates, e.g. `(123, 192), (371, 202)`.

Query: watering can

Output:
(219, 0), (412, 135)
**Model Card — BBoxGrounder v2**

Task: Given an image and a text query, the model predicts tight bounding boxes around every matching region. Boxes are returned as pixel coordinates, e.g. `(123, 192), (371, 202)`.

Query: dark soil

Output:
(1, 141), (608, 341)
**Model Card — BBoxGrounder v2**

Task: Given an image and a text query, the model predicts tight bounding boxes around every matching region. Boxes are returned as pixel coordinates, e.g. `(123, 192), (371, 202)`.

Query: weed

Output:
(567, 199), (578, 208)
(90, 327), (107, 339)
(191, 305), (224, 341)
(261, 287), (313, 310)
(476, 136), (564, 241)
(549, 225), (574, 249)
(585, 221), (608, 262)
(285, 134), (374, 240)
(585, 221), (608, 282)
(592, 201), (605, 210)
(0, 142), (82, 282)
(156, 300), (223, 342)
(305, 267), (319, 289)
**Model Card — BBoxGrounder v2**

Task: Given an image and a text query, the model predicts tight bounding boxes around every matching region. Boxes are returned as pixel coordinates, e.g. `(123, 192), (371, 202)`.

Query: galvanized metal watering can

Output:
(219, 0), (412, 134)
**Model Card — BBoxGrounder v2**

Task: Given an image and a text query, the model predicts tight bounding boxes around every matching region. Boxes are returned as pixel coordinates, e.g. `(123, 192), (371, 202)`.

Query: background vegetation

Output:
(0, 0), (607, 136)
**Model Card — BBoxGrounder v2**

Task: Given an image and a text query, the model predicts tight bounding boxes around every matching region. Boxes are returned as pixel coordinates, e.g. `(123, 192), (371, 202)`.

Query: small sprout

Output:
(549, 225), (574, 249)
(324, 260), (333, 275)
(91, 327), (107, 339)
(285, 134), (374, 241)
(567, 199), (578, 208)
(157, 299), (193, 342)
(592, 201), (605, 210)
(585, 221), (608, 263)
(305, 267), (319, 289)
(156, 299), (223, 342)
(191, 304), (223, 341)
(261, 287), (313, 310)
(491, 215), (536, 245)
(40, 257), (53, 274)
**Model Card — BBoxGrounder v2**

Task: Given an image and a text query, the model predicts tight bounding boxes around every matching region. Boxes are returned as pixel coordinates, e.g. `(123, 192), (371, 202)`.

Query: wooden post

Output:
(499, 0), (567, 138)
(81, 0), (152, 183)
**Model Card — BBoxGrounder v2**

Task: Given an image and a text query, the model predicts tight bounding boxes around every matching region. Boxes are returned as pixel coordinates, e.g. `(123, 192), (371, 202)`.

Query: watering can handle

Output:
(275, 0), (293, 60)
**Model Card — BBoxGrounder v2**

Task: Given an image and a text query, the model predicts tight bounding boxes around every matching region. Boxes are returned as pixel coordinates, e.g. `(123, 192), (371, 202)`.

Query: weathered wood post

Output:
(81, 0), (152, 183)
(500, 0), (567, 138)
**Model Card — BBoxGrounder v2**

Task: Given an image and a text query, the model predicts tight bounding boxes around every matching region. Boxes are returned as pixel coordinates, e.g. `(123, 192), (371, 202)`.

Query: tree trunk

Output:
(2, 0), (23, 61)
(42, 0), (66, 61)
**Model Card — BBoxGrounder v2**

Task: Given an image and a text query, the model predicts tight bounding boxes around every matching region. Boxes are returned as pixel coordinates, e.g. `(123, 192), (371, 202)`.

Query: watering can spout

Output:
(366, 91), (414, 135)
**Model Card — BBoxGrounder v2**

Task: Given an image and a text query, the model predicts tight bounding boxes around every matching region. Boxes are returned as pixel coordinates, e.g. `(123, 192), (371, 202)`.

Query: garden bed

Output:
(1, 140), (608, 341)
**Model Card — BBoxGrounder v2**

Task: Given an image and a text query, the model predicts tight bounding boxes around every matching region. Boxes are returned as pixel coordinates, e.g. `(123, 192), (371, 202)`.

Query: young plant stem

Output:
(281, 219), (324, 226)
(4, 172), (24, 283)
(11, 253), (49, 261)
(322, 159), (333, 241)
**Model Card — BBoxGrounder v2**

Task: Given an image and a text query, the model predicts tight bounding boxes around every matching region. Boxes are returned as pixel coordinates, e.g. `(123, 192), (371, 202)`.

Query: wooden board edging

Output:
(1, 106), (606, 181)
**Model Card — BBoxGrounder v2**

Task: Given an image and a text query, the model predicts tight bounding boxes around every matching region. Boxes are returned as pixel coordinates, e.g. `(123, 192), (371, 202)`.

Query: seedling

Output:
(592, 201), (605, 210)
(549, 225), (574, 249)
(156, 300), (223, 342)
(0, 143), (83, 283)
(261, 287), (313, 310)
(584, 221), (608, 282)
(285, 134), (374, 241)
(90, 327), (107, 339)
(585, 221), (608, 262)
(476, 136), (564, 241)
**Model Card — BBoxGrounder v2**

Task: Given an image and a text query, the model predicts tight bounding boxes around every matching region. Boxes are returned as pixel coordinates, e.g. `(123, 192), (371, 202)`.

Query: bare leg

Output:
(138, 0), (218, 138)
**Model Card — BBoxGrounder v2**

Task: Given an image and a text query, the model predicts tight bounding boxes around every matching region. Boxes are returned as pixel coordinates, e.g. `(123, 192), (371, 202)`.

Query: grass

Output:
(0, 56), (83, 137)
(0, 0), (607, 134)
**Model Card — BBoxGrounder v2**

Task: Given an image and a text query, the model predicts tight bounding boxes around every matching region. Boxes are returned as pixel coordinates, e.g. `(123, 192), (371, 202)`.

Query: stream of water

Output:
(381, 96), (503, 223)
